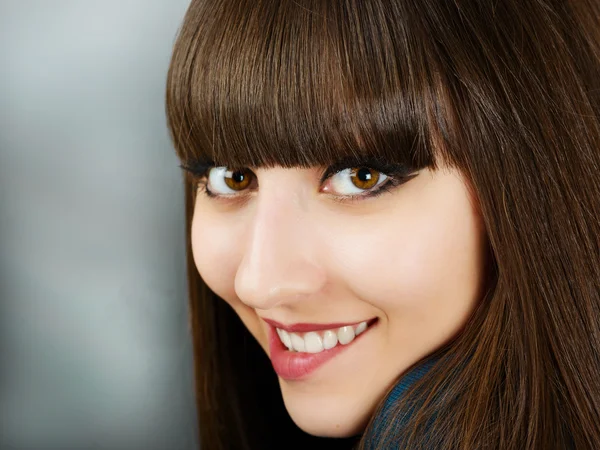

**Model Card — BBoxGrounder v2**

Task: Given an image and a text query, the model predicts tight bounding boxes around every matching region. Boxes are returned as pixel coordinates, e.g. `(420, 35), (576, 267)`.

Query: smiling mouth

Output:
(274, 318), (378, 353)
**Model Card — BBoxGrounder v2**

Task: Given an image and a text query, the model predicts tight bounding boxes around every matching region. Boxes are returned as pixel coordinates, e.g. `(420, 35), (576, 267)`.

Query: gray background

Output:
(0, 1), (198, 449)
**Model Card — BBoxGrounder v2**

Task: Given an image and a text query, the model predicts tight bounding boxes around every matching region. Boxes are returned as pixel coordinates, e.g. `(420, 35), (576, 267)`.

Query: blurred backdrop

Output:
(0, 1), (198, 449)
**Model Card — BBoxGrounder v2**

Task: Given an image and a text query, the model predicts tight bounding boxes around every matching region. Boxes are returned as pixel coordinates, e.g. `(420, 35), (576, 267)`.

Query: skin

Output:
(191, 162), (488, 437)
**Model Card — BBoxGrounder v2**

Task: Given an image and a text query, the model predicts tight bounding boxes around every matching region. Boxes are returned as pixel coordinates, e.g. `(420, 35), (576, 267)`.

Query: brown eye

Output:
(198, 161), (404, 201)
(200, 166), (255, 196)
(322, 166), (390, 197)
(223, 168), (253, 191)
(349, 167), (380, 190)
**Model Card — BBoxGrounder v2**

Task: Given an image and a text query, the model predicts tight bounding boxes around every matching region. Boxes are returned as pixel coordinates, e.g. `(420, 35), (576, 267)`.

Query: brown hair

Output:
(165, 1), (600, 448)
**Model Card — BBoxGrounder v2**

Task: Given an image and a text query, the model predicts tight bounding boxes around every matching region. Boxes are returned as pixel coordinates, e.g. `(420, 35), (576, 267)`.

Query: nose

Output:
(233, 181), (327, 311)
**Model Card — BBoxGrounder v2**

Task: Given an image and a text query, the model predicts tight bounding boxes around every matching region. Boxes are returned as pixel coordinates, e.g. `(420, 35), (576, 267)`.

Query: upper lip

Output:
(262, 317), (376, 333)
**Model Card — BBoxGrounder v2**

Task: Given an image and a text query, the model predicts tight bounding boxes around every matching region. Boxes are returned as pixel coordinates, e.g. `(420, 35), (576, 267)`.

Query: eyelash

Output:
(181, 159), (416, 204)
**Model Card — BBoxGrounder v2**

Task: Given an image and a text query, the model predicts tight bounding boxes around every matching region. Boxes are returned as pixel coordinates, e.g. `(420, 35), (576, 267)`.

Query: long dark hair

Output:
(165, 1), (600, 448)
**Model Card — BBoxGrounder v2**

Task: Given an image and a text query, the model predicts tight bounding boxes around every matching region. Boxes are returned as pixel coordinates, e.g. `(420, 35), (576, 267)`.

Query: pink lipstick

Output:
(266, 318), (377, 380)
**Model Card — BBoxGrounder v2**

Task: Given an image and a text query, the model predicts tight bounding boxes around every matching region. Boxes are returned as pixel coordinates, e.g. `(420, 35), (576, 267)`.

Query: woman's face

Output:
(191, 162), (488, 437)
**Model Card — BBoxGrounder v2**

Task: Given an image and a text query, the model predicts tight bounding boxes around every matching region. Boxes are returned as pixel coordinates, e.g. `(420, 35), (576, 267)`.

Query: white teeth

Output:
(290, 333), (305, 352)
(322, 330), (338, 350)
(276, 320), (372, 353)
(337, 326), (355, 345)
(304, 332), (324, 353)
(278, 329), (293, 350)
(355, 321), (367, 335)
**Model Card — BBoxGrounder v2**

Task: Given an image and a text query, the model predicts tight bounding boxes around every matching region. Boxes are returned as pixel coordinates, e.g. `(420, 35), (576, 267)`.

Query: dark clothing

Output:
(364, 358), (438, 449)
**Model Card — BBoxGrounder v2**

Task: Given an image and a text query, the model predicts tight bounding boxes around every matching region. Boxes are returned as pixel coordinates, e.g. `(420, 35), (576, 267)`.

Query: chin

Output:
(279, 383), (371, 438)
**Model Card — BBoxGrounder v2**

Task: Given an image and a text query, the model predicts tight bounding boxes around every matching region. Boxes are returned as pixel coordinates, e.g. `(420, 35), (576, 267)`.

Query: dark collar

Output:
(363, 357), (439, 448)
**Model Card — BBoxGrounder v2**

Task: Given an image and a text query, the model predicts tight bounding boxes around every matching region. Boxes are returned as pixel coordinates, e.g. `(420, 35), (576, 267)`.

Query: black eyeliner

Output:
(182, 155), (418, 201)
(179, 160), (216, 177)
(319, 155), (414, 184)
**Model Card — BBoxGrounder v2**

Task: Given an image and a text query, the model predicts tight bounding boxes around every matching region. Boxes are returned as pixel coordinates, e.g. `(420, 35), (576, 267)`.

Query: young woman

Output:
(165, 1), (600, 448)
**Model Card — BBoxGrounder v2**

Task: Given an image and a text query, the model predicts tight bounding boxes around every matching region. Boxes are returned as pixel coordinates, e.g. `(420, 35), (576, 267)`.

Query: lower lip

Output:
(267, 321), (376, 381)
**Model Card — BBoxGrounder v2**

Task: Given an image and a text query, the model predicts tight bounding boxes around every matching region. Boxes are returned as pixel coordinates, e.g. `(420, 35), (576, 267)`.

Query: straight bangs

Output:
(166, 0), (448, 174)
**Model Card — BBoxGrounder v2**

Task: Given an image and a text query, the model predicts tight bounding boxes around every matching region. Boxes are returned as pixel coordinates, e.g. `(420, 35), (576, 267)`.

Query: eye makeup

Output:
(179, 155), (419, 204)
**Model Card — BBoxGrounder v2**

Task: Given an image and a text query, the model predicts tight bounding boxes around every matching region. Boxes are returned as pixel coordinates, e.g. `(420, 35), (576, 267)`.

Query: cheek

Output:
(190, 209), (267, 346)
(190, 209), (245, 312)
(389, 207), (484, 308)
(328, 182), (486, 343)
